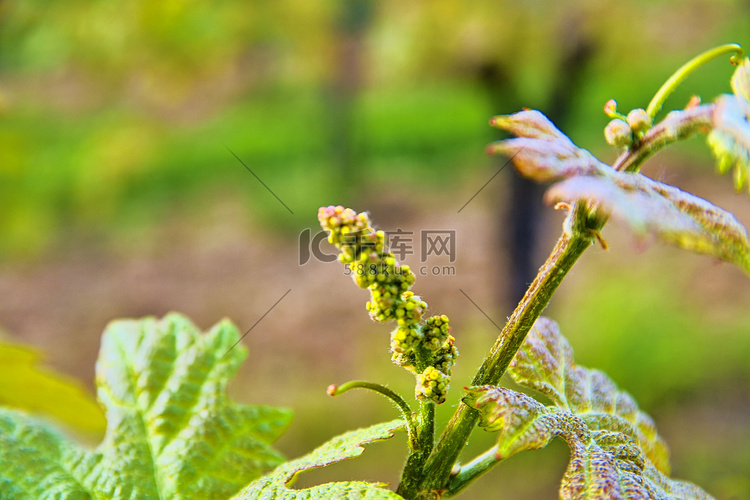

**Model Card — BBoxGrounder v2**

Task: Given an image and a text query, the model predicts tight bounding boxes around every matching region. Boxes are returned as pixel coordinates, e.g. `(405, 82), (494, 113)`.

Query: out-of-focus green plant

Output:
(0, 341), (105, 438)
(2, 0), (746, 260)
(1, 44), (749, 499)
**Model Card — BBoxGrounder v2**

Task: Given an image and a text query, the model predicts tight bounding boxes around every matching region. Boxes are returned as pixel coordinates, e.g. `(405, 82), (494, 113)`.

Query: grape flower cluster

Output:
(318, 205), (458, 404)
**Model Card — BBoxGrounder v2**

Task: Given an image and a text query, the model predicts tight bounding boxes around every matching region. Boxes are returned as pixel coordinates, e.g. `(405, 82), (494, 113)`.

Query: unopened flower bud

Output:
(432, 335), (458, 376)
(626, 108), (651, 134)
(319, 206), (458, 392)
(421, 315), (451, 351)
(390, 325), (423, 354)
(604, 119), (633, 148)
(416, 366), (450, 404)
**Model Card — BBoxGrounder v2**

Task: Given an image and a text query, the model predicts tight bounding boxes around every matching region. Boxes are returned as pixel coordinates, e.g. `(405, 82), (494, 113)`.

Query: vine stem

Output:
(415, 202), (603, 497)
(397, 400), (435, 498)
(613, 103), (715, 173)
(444, 446), (502, 497)
(646, 43), (743, 120)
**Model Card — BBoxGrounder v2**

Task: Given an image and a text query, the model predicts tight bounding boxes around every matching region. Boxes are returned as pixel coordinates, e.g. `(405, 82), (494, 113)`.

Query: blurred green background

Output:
(1, 1), (749, 498)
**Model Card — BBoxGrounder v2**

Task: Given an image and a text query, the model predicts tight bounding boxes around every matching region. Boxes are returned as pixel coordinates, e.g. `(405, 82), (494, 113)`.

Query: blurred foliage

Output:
(1, 0), (749, 259)
(0, 341), (105, 438)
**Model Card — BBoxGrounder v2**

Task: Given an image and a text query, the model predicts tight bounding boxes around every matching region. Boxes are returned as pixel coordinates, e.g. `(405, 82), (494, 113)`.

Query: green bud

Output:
(390, 325), (423, 354)
(626, 108), (652, 135)
(392, 350), (417, 373)
(319, 206), (459, 385)
(416, 366), (450, 404)
(433, 335), (458, 376)
(604, 118), (633, 148)
(421, 315), (451, 351)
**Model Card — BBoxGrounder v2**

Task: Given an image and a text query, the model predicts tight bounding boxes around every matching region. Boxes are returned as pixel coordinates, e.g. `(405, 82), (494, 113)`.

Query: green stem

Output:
(444, 447), (503, 497)
(416, 203), (602, 496)
(396, 400), (436, 498)
(328, 380), (417, 446)
(613, 103), (715, 173)
(646, 43), (743, 119)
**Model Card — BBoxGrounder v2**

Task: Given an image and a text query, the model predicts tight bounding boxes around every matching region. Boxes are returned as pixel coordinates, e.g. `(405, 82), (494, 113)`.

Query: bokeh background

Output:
(1, 1), (750, 498)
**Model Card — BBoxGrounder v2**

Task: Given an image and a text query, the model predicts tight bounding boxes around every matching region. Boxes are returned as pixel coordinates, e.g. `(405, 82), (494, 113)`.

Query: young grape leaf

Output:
(545, 171), (750, 274)
(464, 317), (713, 500)
(231, 419), (406, 500)
(488, 110), (607, 182)
(0, 313), (293, 500)
(507, 317), (669, 473)
(730, 57), (750, 110)
(0, 341), (105, 438)
(489, 109), (750, 275)
(709, 94), (750, 193)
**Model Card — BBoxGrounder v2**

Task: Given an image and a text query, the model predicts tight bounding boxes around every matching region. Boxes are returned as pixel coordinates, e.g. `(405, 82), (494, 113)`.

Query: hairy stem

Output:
(416, 203), (602, 496)
(444, 447), (503, 497)
(646, 43), (742, 119)
(613, 104), (714, 173)
(397, 400), (436, 498)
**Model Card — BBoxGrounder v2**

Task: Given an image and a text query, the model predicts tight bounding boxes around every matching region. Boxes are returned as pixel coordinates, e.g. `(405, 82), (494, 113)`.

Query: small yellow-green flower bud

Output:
(392, 350), (417, 373)
(416, 366), (450, 404)
(604, 118), (633, 148)
(390, 325), (423, 354)
(421, 315), (451, 351)
(603, 99), (619, 118)
(433, 335), (458, 376)
(626, 108), (652, 135)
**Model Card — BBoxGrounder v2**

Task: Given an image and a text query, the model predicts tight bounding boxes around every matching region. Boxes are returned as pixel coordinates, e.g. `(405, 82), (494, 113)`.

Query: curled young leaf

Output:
(232, 420), (406, 500)
(709, 94), (750, 193)
(488, 110), (606, 182)
(730, 57), (750, 105)
(465, 386), (712, 500)
(490, 110), (570, 141)
(491, 107), (750, 275)
(463, 386), (572, 461)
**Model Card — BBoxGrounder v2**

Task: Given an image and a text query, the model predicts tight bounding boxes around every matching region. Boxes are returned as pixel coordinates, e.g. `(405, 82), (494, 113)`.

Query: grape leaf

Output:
(464, 318), (713, 500)
(730, 57), (750, 109)
(507, 317), (669, 473)
(231, 420), (405, 500)
(489, 109), (750, 275)
(711, 54), (750, 186)
(0, 408), (91, 499)
(0, 313), (293, 499)
(545, 172), (750, 274)
(0, 342), (105, 438)
(488, 110), (607, 182)
(709, 93), (750, 193)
